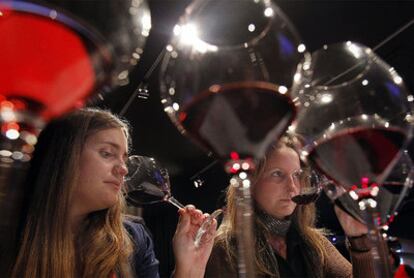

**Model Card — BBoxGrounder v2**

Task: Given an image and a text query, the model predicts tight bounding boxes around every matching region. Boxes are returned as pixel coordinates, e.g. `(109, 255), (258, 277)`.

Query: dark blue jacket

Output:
(124, 218), (160, 278)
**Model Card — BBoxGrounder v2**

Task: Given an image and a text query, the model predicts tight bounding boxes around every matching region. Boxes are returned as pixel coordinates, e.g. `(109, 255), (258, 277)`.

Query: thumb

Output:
(176, 208), (191, 234)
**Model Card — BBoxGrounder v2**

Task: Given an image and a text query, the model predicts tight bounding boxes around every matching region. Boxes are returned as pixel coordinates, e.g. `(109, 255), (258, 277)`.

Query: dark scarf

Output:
(254, 208), (322, 278)
(255, 208), (292, 237)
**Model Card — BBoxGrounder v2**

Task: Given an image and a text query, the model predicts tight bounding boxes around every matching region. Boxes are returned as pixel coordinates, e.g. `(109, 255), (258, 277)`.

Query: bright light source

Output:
(49, 10), (57, 19)
(172, 103), (180, 111)
(347, 42), (361, 59)
(278, 86), (288, 94)
(0, 150), (12, 157)
(6, 129), (19, 140)
(393, 76), (403, 85)
(12, 151), (24, 160)
(264, 7), (274, 17)
(175, 23), (218, 53)
(180, 24), (199, 44)
(241, 162), (250, 170)
(248, 24), (256, 32)
(297, 44), (306, 53)
(294, 73), (301, 82)
(24, 134), (37, 145)
(142, 14), (152, 36)
(303, 61), (311, 71)
(173, 24), (182, 36)
(320, 94), (333, 104)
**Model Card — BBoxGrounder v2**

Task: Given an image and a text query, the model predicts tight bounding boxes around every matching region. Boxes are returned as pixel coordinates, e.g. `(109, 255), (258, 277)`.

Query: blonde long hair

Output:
(215, 135), (328, 277)
(11, 108), (134, 278)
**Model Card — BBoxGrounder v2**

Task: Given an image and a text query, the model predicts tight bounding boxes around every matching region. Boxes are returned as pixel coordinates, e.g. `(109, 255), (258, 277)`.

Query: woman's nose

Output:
(114, 162), (128, 177)
(286, 175), (298, 192)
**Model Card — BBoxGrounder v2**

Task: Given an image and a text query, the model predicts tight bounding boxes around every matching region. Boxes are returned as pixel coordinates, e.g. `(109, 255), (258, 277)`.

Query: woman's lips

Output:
(105, 181), (121, 190)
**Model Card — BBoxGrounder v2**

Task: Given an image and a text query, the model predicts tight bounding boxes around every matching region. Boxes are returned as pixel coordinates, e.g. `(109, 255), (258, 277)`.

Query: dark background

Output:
(97, 1), (414, 276)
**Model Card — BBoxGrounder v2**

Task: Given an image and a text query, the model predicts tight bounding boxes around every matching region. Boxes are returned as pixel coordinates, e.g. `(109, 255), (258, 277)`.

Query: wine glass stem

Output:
(230, 171), (255, 278)
(167, 196), (185, 210)
(365, 207), (392, 277)
(194, 209), (223, 247)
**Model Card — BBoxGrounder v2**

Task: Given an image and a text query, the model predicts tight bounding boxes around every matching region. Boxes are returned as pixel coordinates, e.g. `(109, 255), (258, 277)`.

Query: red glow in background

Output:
(0, 6), (96, 119)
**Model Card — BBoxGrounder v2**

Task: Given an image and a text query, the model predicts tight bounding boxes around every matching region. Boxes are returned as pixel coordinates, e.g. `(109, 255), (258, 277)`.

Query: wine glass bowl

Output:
(292, 41), (414, 188)
(291, 169), (323, 205)
(160, 0), (306, 161)
(125, 155), (171, 206)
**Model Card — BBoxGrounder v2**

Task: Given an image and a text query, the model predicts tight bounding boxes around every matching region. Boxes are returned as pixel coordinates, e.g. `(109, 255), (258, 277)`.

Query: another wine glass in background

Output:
(159, 0), (306, 275)
(124, 155), (223, 247)
(0, 1), (150, 271)
(291, 41), (414, 277)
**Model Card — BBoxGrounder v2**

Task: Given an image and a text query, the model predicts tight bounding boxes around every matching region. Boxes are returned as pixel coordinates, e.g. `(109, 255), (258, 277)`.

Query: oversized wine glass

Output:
(0, 0), (150, 272)
(291, 41), (414, 277)
(159, 0), (306, 275)
(124, 155), (223, 247)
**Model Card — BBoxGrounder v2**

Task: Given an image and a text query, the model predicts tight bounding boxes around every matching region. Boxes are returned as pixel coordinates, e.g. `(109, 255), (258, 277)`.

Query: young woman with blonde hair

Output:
(11, 108), (214, 278)
(206, 134), (374, 277)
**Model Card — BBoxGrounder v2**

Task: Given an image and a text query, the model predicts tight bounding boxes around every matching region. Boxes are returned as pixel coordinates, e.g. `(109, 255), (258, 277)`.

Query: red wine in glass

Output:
(292, 192), (319, 205)
(308, 126), (407, 187)
(291, 189), (320, 205)
(0, 2), (112, 120)
(291, 170), (323, 205)
(126, 181), (170, 205)
(179, 81), (296, 160)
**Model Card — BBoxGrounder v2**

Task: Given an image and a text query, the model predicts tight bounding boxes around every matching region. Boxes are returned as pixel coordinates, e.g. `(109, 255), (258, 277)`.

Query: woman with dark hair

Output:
(206, 134), (374, 277)
(11, 108), (214, 278)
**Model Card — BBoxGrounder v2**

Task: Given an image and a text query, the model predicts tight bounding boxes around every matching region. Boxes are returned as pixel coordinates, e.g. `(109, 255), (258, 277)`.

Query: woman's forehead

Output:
(87, 128), (128, 151)
(266, 146), (300, 168)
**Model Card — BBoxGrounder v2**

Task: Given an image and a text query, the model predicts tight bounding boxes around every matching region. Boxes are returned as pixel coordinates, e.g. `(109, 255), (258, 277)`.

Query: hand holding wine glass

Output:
(124, 155), (222, 246)
(173, 206), (217, 278)
(334, 205), (368, 237)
